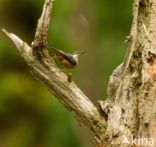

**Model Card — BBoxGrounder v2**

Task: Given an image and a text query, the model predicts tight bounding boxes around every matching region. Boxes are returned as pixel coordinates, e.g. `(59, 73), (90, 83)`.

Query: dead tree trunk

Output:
(2, 0), (156, 146)
(99, 0), (156, 146)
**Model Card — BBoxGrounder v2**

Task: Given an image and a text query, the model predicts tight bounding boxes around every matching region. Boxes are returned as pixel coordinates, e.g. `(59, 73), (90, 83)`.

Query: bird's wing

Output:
(50, 47), (65, 56)
(50, 47), (76, 65)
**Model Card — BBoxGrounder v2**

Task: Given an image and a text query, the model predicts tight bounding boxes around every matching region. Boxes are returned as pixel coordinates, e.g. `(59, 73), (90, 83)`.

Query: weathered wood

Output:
(2, 0), (156, 146)
(2, 0), (106, 143)
(99, 0), (156, 146)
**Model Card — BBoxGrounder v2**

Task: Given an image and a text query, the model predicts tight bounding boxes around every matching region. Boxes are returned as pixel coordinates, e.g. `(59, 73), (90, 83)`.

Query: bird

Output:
(51, 47), (85, 68)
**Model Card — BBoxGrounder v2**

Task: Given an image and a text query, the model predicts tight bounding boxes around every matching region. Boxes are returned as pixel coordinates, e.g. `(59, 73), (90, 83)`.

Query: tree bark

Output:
(99, 0), (156, 146)
(2, 0), (156, 146)
(2, 0), (106, 143)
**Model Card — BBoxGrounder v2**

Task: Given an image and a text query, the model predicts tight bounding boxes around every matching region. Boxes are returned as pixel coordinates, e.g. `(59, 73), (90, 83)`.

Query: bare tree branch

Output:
(5, 0), (156, 146)
(2, 0), (106, 141)
(33, 0), (53, 58)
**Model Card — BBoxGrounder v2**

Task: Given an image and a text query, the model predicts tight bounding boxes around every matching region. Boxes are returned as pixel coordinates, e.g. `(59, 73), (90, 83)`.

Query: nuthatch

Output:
(51, 47), (85, 68)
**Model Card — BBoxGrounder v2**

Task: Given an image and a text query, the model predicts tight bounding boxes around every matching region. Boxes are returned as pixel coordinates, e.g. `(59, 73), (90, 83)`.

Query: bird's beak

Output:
(80, 50), (86, 55)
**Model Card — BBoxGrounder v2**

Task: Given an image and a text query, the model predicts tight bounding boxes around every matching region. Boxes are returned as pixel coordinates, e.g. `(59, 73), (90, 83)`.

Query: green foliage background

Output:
(0, 0), (132, 147)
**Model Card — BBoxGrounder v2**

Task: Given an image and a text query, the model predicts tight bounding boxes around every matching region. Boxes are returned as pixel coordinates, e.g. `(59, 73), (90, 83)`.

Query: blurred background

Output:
(0, 0), (132, 147)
